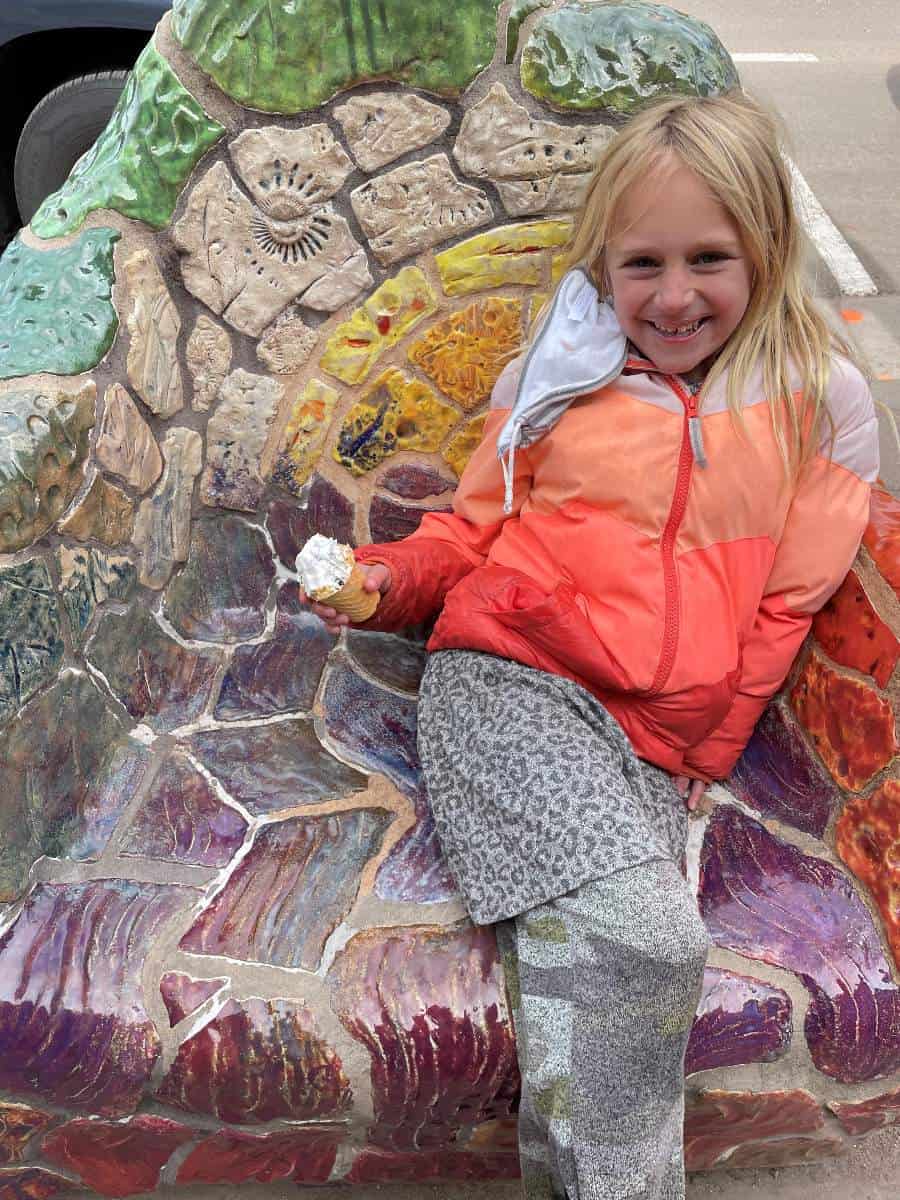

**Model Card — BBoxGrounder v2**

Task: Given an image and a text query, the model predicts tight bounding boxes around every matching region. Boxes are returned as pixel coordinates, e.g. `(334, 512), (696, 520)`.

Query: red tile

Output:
(790, 652), (898, 790)
(177, 1128), (341, 1184)
(684, 1089), (825, 1171)
(0, 1106), (53, 1166)
(42, 1115), (194, 1198)
(830, 1087), (900, 1135)
(812, 571), (899, 687)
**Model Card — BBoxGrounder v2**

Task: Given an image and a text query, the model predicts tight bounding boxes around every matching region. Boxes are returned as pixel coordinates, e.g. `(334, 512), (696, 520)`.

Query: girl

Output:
(305, 92), (879, 1199)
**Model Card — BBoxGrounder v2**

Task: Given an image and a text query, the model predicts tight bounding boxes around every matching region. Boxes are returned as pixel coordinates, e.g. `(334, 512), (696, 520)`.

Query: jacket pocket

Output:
(486, 571), (635, 692)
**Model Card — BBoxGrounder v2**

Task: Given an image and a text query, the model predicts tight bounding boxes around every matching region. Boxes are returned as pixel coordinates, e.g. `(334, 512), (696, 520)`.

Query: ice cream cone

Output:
(319, 562), (380, 622)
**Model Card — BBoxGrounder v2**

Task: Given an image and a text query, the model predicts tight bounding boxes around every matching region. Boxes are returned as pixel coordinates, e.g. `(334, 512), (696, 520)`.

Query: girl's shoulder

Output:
(825, 353), (874, 423)
(821, 353), (879, 483)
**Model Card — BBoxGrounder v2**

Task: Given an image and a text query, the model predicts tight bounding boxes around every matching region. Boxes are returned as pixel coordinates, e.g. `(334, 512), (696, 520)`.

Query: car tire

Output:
(14, 70), (130, 225)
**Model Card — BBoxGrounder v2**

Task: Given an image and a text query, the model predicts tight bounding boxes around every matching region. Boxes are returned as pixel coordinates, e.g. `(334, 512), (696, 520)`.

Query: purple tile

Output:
(728, 704), (839, 837)
(180, 809), (393, 970)
(159, 973), (227, 1027)
(87, 605), (220, 732)
(686, 967), (792, 1075)
(345, 629), (427, 694)
(369, 495), (451, 542)
(322, 660), (457, 903)
(378, 465), (455, 500)
(119, 753), (248, 866)
(322, 659), (419, 791)
(215, 586), (333, 720)
(375, 782), (458, 904)
(189, 719), (368, 816)
(156, 996), (352, 1123)
(700, 805), (900, 1083)
(0, 673), (137, 902)
(329, 924), (519, 1150)
(163, 515), (274, 643)
(0, 880), (192, 1115)
(268, 477), (355, 569)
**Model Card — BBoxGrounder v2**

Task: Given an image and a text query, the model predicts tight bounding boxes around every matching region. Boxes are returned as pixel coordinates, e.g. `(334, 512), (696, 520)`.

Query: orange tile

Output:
(836, 780), (900, 970)
(790, 652), (898, 791)
(812, 570), (899, 687)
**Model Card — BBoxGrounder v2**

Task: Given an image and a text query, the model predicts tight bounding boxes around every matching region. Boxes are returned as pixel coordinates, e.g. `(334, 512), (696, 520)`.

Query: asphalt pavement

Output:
(679, 0), (900, 494)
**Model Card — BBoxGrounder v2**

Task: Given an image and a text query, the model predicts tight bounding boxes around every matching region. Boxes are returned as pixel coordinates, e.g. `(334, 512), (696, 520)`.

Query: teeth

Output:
(653, 319), (703, 335)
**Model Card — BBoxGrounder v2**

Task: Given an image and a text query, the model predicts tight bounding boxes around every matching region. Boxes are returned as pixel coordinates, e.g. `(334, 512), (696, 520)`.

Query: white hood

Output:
(497, 268), (627, 513)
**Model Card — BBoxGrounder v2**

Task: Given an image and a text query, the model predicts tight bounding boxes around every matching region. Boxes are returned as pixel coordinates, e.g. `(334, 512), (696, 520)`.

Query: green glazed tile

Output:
(0, 559), (64, 727)
(171, 0), (502, 113)
(521, 1), (739, 114)
(30, 44), (225, 239)
(0, 383), (95, 553)
(0, 230), (120, 381)
(506, 0), (551, 63)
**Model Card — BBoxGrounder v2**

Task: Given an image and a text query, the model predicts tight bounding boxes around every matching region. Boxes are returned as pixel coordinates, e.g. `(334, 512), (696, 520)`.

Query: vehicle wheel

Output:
(14, 70), (130, 225)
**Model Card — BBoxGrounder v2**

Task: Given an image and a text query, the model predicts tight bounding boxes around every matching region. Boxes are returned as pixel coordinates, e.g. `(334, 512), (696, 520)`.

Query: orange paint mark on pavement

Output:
(840, 309), (864, 323)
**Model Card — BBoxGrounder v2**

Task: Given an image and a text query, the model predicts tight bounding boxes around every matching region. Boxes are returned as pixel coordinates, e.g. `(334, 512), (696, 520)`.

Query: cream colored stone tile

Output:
(174, 161), (372, 337)
(230, 124), (353, 208)
(123, 249), (185, 418)
(333, 92), (451, 172)
(96, 384), (162, 493)
(133, 427), (203, 589)
(200, 369), (284, 512)
(351, 154), (492, 266)
(454, 83), (614, 217)
(256, 310), (319, 375)
(186, 315), (233, 412)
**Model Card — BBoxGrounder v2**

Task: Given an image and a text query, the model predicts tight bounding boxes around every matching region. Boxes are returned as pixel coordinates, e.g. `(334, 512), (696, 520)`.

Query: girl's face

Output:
(605, 160), (754, 380)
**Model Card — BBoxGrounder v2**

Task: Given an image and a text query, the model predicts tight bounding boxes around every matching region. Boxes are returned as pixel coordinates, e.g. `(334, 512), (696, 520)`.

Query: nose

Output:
(655, 265), (696, 314)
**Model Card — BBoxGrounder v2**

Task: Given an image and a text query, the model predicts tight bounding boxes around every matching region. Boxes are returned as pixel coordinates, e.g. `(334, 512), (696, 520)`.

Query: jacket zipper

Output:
(646, 375), (697, 696)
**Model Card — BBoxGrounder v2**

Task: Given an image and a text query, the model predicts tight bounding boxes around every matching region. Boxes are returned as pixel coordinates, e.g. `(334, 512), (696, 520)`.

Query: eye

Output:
(623, 256), (658, 270)
(694, 251), (731, 266)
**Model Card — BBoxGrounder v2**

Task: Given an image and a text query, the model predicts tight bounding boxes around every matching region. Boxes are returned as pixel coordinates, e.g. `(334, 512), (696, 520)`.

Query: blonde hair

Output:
(559, 91), (855, 473)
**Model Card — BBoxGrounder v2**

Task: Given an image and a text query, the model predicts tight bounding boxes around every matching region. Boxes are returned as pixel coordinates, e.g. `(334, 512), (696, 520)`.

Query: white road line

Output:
(733, 52), (819, 62)
(785, 158), (879, 297)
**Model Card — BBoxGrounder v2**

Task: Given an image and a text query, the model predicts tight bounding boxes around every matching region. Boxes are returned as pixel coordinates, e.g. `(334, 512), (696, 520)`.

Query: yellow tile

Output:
(408, 296), (522, 410)
(272, 378), (339, 492)
(443, 413), (488, 477)
(319, 267), (438, 385)
(435, 219), (573, 297)
(334, 368), (458, 475)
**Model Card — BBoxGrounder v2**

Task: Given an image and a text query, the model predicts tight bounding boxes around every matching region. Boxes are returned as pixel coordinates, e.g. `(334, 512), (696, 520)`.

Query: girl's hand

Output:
(672, 774), (709, 813)
(299, 562), (392, 635)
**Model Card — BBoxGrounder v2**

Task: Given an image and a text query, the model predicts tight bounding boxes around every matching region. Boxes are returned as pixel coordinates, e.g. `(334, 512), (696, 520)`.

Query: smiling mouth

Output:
(647, 317), (710, 340)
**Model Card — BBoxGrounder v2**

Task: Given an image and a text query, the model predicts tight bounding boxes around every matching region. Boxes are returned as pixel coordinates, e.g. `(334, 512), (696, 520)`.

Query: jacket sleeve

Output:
(353, 359), (530, 630)
(683, 359), (880, 781)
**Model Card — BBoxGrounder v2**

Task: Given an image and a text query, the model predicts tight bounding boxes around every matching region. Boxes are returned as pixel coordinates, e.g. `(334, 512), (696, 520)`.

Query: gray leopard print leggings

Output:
(416, 651), (710, 1198)
(496, 861), (709, 1200)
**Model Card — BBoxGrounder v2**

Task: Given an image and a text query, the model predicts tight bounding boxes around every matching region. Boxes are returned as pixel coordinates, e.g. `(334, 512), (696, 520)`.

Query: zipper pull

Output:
(688, 415), (708, 468)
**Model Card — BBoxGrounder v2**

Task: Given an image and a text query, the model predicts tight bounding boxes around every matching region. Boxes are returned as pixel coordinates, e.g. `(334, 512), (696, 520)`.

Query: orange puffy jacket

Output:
(356, 351), (878, 781)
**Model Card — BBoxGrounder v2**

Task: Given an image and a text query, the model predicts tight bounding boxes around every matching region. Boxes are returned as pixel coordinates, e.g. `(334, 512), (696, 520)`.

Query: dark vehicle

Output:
(0, 0), (168, 234)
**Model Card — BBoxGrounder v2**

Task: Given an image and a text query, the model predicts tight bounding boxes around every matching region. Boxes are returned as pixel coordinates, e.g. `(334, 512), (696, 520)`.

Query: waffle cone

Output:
(322, 563), (380, 622)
